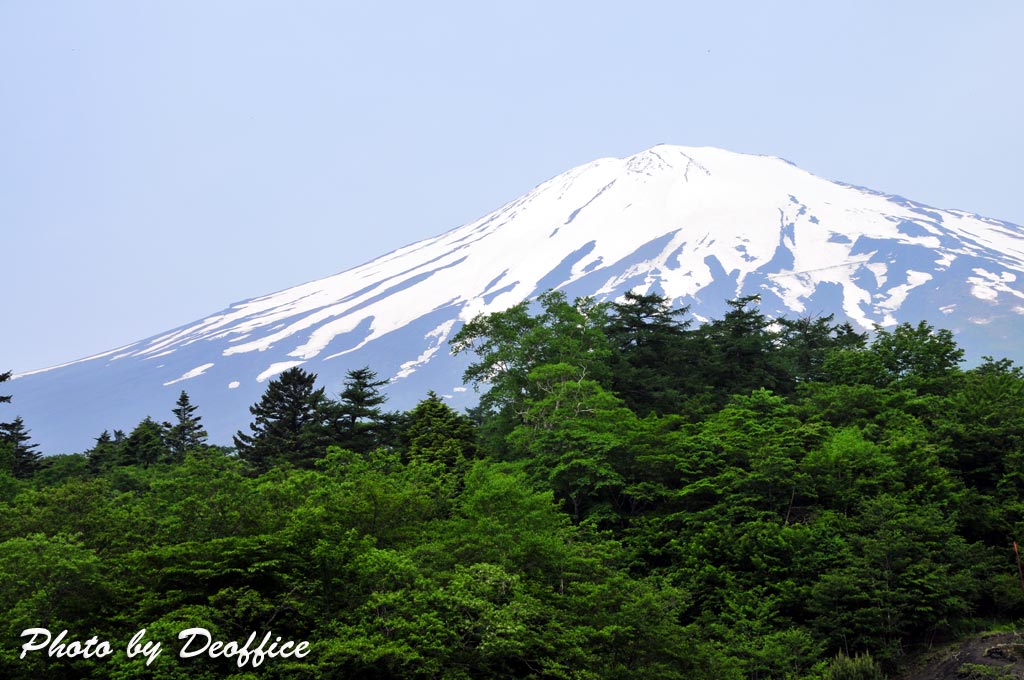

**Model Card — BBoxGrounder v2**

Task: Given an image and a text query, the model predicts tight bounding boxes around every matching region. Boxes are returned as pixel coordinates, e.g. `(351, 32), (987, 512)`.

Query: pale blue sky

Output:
(2, 1), (1021, 373)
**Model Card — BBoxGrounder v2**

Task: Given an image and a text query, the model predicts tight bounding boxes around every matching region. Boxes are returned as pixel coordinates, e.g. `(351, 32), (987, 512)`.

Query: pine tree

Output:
(163, 390), (208, 460)
(234, 366), (327, 471)
(1, 416), (42, 479)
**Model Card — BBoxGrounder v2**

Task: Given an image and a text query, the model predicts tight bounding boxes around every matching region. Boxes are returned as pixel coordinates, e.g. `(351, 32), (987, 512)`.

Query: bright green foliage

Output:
(312, 446), (452, 547)
(6, 296), (1024, 678)
(451, 291), (612, 447)
(824, 650), (887, 680)
(507, 364), (640, 523)
(802, 428), (898, 516)
(824, 321), (964, 394)
(871, 321), (964, 388)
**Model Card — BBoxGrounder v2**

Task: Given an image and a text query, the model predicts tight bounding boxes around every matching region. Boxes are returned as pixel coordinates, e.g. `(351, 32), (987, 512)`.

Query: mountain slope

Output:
(12, 145), (1024, 453)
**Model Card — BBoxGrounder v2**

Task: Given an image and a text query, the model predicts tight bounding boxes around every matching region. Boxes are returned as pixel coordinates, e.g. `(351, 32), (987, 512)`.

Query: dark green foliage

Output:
(673, 294), (786, 406)
(85, 429), (120, 472)
(0, 372), (43, 479)
(0, 533), (113, 677)
(401, 390), (477, 468)
(83, 420), (172, 471)
(0, 369), (10, 404)
(1, 416), (42, 478)
(120, 416), (170, 467)
(162, 390), (208, 459)
(30, 453), (89, 485)
(7, 294), (1024, 678)
(777, 314), (867, 385)
(322, 366), (394, 453)
(234, 366), (327, 471)
(607, 290), (692, 415)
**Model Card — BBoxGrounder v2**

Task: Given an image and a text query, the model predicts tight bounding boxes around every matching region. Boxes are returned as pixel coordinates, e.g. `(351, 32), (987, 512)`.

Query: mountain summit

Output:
(12, 145), (1024, 452)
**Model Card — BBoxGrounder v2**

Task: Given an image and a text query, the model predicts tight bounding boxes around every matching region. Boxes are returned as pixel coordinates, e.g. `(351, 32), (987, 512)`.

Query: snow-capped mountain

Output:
(12, 145), (1024, 453)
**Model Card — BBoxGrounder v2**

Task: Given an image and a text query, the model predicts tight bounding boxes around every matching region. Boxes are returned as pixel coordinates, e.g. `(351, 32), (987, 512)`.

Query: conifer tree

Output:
(695, 295), (788, 402)
(403, 391), (478, 468)
(607, 290), (691, 415)
(163, 390), (208, 460)
(0, 373), (42, 478)
(0, 370), (13, 476)
(1, 416), (42, 479)
(776, 314), (867, 387)
(121, 417), (170, 467)
(234, 366), (326, 471)
(324, 366), (393, 453)
(85, 430), (120, 473)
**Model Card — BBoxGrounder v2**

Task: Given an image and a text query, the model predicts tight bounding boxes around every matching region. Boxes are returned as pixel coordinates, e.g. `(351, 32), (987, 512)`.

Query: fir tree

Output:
(776, 314), (867, 387)
(1, 416), (42, 479)
(85, 430), (120, 473)
(403, 391), (478, 468)
(163, 390), (208, 460)
(0, 370), (11, 405)
(695, 295), (788, 402)
(324, 366), (393, 453)
(234, 366), (326, 471)
(607, 290), (691, 415)
(121, 417), (170, 467)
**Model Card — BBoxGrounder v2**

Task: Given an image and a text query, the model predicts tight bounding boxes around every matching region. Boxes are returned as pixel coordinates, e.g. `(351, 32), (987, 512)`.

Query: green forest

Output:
(3, 291), (1024, 679)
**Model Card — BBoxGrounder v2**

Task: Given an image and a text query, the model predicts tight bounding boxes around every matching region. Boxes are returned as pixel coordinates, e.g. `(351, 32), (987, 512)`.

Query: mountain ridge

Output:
(10, 144), (1024, 453)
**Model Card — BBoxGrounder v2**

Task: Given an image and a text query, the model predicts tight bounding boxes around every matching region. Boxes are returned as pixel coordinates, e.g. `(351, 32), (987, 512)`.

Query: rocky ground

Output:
(897, 632), (1024, 680)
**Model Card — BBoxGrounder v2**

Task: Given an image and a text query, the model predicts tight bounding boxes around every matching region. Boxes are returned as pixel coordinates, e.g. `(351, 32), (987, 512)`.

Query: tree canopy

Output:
(2, 293), (1022, 678)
